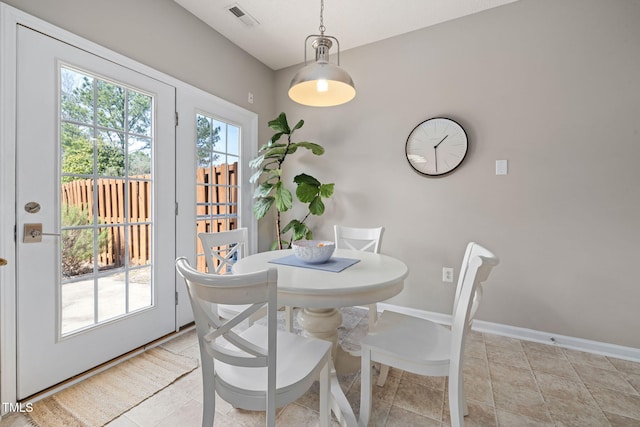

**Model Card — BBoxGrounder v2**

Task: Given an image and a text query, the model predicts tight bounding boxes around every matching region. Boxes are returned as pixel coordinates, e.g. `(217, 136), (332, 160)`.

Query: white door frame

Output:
(0, 2), (257, 407)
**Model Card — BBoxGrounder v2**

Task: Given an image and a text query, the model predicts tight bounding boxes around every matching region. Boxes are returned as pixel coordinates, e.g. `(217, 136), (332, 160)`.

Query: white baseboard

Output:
(374, 303), (640, 363)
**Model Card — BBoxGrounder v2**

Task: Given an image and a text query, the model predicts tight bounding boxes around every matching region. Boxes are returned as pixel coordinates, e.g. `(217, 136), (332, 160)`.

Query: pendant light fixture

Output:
(288, 0), (356, 107)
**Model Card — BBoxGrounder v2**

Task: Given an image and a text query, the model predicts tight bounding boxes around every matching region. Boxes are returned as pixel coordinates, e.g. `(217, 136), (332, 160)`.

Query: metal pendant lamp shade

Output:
(288, 1), (356, 107)
(289, 61), (355, 107)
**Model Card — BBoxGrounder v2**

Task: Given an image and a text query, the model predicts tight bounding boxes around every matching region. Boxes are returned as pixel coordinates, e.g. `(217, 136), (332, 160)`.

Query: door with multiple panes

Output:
(13, 24), (256, 399)
(175, 87), (257, 327)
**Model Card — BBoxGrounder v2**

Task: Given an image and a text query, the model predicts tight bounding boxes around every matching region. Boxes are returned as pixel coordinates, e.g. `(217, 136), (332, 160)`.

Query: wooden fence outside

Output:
(61, 163), (237, 271)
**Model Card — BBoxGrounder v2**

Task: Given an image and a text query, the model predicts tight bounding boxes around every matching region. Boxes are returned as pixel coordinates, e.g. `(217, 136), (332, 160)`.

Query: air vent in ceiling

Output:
(227, 3), (259, 27)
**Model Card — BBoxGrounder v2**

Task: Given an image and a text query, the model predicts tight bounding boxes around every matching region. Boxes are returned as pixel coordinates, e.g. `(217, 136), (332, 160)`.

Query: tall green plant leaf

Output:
(274, 182), (292, 211)
(268, 112), (290, 134)
(253, 197), (274, 219)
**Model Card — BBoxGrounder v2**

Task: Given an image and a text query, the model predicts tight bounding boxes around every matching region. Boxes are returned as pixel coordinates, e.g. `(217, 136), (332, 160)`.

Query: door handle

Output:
(23, 223), (61, 243)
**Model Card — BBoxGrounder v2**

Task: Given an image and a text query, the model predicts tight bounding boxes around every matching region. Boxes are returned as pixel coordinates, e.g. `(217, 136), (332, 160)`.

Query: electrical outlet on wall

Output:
(442, 267), (454, 283)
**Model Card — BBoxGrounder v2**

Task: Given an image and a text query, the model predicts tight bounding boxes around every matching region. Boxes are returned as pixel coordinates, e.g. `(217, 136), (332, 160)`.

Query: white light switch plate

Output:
(496, 160), (508, 175)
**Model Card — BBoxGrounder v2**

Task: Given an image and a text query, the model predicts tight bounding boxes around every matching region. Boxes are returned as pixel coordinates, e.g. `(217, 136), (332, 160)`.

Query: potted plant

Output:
(250, 112), (334, 250)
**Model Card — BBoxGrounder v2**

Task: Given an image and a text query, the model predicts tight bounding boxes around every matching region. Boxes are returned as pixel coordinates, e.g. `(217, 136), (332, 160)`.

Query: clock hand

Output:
(433, 135), (448, 172)
(433, 146), (438, 172)
(434, 134), (448, 149)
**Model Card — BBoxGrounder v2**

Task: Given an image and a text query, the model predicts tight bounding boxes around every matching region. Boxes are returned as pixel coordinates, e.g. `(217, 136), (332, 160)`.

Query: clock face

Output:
(405, 117), (468, 176)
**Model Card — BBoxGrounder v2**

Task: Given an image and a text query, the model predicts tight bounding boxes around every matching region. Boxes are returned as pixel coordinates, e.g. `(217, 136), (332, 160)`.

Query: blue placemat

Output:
(269, 254), (360, 272)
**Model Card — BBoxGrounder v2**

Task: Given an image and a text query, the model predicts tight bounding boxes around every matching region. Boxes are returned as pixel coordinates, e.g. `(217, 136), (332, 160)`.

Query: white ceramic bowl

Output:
(292, 240), (335, 264)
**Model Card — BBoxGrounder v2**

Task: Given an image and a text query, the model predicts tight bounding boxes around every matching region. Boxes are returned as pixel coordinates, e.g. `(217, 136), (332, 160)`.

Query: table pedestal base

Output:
(297, 308), (357, 426)
(297, 308), (343, 359)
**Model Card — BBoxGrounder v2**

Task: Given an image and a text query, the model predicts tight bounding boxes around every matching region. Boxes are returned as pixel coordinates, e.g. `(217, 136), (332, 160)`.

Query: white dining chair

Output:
(198, 228), (265, 326)
(358, 242), (499, 427)
(334, 225), (385, 325)
(176, 257), (332, 427)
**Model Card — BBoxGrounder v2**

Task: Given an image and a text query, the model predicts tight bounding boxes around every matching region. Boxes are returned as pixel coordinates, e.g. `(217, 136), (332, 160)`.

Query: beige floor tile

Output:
(588, 385), (640, 421)
(608, 357), (640, 376)
(544, 395), (609, 427)
(362, 400), (392, 427)
(483, 333), (523, 351)
(486, 342), (530, 370)
(442, 400), (497, 427)
(401, 371), (446, 391)
(392, 378), (445, 421)
(527, 349), (581, 381)
(154, 399), (202, 427)
(574, 364), (638, 394)
(274, 403), (338, 427)
(489, 363), (552, 423)
(535, 370), (596, 406)
(171, 368), (204, 403)
(293, 379), (322, 412)
(104, 414), (141, 426)
(495, 408), (555, 426)
(521, 340), (566, 359)
(603, 410), (640, 426)
(353, 370), (402, 406)
(465, 336), (488, 360)
(385, 405), (441, 427)
(622, 372), (640, 394)
(463, 356), (494, 406)
(124, 386), (192, 426)
(564, 348), (617, 370)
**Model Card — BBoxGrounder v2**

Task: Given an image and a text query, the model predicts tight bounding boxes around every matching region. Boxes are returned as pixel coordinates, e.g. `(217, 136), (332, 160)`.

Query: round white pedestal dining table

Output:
(232, 248), (408, 427)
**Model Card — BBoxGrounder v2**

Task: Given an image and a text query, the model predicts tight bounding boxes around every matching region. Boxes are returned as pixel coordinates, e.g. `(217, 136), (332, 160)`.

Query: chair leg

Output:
(448, 368), (466, 427)
(200, 354), (216, 427)
(367, 304), (378, 325)
(285, 306), (294, 332)
(319, 360), (330, 427)
(358, 348), (373, 427)
(376, 364), (390, 387)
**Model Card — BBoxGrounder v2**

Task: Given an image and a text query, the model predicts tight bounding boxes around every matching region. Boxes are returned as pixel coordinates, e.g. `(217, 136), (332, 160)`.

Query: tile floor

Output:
(2, 307), (640, 426)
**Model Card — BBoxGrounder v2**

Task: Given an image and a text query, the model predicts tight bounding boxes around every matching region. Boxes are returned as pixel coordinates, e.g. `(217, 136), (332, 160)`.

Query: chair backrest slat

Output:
(334, 225), (384, 253)
(199, 228), (248, 274)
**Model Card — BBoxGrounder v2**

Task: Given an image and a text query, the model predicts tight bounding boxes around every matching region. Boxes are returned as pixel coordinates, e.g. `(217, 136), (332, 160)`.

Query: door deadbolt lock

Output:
(23, 223), (60, 243)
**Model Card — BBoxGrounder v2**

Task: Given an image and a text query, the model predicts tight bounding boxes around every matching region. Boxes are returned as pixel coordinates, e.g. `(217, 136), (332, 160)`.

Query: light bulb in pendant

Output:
(317, 79), (329, 92)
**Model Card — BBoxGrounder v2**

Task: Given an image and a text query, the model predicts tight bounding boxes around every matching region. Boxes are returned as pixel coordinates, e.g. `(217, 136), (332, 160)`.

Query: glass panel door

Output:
(16, 26), (176, 399)
(174, 86), (257, 327)
(195, 114), (240, 272)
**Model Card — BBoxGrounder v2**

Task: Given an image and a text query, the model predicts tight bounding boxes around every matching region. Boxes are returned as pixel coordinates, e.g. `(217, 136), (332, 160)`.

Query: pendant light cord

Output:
(319, 0), (325, 35)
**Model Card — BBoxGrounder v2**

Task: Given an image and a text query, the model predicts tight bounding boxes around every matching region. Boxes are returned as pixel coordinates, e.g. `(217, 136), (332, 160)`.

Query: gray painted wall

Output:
(274, 0), (640, 348)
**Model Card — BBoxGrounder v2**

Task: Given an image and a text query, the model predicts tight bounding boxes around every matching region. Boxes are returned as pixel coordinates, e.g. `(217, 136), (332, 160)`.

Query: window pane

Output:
(129, 266), (152, 311)
(61, 278), (95, 334)
(97, 130), (125, 177)
(60, 67), (93, 124)
(128, 91), (152, 137)
(61, 123), (94, 177)
(96, 80), (125, 130)
(128, 136), (151, 176)
(98, 274), (126, 322)
(61, 227), (95, 278)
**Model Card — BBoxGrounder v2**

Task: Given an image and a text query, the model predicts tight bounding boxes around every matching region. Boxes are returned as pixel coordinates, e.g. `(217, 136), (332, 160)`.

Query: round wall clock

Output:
(405, 117), (468, 177)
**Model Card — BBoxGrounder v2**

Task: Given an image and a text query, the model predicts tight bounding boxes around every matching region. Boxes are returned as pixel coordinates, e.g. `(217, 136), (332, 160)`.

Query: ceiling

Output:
(174, 0), (520, 71)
